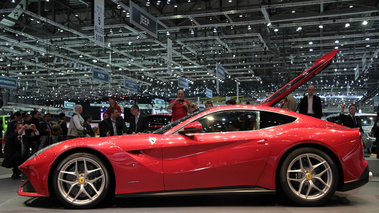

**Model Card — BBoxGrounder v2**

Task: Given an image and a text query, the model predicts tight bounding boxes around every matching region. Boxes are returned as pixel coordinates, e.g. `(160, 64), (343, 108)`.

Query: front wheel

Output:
(279, 147), (338, 206)
(53, 153), (110, 208)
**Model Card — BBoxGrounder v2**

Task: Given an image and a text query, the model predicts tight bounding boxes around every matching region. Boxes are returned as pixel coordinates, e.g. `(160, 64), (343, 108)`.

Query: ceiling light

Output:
(157, 0), (161, 6)
(117, 3), (121, 9)
(229, 0), (232, 2)
(345, 23), (350, 27)
(167, 0), (171, 4)
(349, 5), (353, 8)
(213, 27), (217, 33)
(309, 49), (313, 52)
(166, 30), (170, 35)
(335, 46), (339, 49)
(174, 4), (178, 7)
(126, 12), (130, 17)
(188, 0), (191, 2)
(292, 10), (295, 13)
(335, 40), (339, 43)
(274, 28), (278, 32)
(319, 25), (323, 29)
(365, 37), (370, 40)
(146, 1), (150, 6)
(247, 25), (251, 30)
(92, 59), (97, 63)
(190, 29), (194, 35)
(12, 0), (15, 3)
(267, 22), (271, 27)
(119, 28), (122, 33)
(296, 26), (302, 31)
(309, 41), (313, 45)
(362, 20), (368, 25)
(366, 45), (370, 47)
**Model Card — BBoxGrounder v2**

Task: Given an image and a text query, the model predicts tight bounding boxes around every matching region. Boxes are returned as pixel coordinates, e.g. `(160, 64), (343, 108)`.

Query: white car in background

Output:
(325, 113), (377, 154)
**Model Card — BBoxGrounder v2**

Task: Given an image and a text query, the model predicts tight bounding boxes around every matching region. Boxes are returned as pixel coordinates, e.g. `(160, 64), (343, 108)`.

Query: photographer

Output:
(167, 89), (189, 121)
(2, 123), (39, 179)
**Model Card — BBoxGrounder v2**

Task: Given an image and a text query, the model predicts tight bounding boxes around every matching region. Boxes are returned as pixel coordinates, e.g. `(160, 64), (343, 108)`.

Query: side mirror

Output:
(179, 121), (202, 135)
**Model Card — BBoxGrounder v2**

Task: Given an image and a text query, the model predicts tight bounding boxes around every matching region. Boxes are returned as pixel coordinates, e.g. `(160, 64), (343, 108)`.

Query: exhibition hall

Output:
(0, 0), (378, 212)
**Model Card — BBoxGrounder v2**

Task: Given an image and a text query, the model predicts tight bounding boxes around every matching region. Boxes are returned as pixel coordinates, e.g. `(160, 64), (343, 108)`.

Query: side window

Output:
(196, 111), (258, 133)
(259, 111), (296, 129)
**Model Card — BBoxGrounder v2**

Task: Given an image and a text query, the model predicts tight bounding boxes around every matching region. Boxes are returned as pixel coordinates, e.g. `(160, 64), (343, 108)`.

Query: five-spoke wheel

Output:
(53, 153), (110, 208)
(279, 148), (338, 206)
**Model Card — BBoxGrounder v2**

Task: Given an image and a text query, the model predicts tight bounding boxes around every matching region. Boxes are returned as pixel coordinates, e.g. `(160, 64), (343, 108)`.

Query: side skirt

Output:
(116, 186), (275, 198)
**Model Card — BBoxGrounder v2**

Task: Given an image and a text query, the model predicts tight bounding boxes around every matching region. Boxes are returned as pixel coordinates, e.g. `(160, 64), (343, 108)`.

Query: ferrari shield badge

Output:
(149, 137), (157, 145)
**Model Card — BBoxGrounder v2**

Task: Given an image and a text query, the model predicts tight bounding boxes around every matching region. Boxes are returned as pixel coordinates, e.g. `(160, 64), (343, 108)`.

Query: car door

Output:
(162, 110), (271, 191)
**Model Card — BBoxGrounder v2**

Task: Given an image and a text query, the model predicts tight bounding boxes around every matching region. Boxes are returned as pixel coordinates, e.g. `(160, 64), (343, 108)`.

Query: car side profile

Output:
(18, 105), (368, 208)
(18, 50), (368, 208)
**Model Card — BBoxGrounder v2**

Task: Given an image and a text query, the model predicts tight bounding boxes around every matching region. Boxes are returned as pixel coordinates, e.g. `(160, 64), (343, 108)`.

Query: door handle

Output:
(257, 139), (268, 145)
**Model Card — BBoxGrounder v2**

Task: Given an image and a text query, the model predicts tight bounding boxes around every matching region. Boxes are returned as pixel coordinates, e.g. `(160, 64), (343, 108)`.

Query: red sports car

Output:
(18, 50), (369, 208)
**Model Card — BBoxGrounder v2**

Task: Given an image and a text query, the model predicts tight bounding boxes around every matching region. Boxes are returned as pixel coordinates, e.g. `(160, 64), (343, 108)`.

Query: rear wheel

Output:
(53, 153), (110, 208)
(279, 147), (338, 206)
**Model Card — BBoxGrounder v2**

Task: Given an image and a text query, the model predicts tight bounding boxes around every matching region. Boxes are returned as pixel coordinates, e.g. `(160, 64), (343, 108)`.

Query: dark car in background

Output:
(147, 114), (172, 131)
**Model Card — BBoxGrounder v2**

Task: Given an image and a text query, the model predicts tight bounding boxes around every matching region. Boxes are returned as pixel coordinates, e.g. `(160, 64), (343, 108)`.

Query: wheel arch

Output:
(274, 143), (344, 193)
(48, 148), (116, 198)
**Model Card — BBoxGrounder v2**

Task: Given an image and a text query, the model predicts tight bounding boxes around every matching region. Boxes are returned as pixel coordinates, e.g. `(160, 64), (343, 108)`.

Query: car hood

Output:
(260, 50), (338, 106)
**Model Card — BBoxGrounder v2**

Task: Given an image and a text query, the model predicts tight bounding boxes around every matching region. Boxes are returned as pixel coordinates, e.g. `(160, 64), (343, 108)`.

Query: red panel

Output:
(162, 131), (270, 190)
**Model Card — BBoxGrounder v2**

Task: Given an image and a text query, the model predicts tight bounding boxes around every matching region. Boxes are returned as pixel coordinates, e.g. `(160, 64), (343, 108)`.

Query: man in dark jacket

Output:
(5, 111), (22, 139)
(298, 85), (323, 119)
(83, 115), (95, 137)
(128, 105), (149, 134)
(2, 123), (39, 179)
(339, 104), (363, 133)
(370, 109), (379, 158)
(99, 108), (127, 136)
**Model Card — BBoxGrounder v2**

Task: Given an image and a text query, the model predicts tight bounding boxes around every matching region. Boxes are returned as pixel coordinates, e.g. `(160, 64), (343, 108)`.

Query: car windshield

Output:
(360, 115), (377, 126)
(152, 110), (203, 134)
(148, 115), (172, 125)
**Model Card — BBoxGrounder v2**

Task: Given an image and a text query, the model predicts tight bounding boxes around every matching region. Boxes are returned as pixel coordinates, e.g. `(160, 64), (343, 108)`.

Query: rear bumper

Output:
(341, 165), (369, 191)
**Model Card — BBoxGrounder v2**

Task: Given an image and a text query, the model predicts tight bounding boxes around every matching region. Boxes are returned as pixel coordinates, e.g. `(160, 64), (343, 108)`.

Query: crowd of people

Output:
(0, 96), (151, 179)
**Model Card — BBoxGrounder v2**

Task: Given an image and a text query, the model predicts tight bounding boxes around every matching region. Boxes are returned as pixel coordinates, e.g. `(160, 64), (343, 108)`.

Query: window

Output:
(259, 111), (296, 129)
(359, 115), (377, 126)
(196, 110), (258, 133)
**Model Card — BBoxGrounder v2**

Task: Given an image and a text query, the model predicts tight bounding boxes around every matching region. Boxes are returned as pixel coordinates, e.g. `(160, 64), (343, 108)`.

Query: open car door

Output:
(260, 50), (338, 107)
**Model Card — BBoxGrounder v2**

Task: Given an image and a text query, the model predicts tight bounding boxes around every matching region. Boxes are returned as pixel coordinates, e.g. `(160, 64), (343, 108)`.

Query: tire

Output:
(53, 153), (110, 208)
(279, 147), (338, 206)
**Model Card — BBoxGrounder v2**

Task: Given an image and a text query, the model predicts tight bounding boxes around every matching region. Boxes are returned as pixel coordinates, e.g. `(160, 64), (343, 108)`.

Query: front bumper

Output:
(341, 165), (369, 191)
(18, 179), (48, 197)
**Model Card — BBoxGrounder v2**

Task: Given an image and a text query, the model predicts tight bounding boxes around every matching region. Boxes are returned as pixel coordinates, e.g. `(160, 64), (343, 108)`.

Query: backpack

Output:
(52, 120), (64, 136)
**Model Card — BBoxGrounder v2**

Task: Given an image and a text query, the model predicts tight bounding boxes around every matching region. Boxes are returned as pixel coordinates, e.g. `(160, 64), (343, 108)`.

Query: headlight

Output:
(26, 142), (62, 161)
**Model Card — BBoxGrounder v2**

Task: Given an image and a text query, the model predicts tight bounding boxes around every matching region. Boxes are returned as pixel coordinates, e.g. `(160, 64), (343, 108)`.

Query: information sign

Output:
(130, 1), (157, 38)
(124, 78), (138, 91)
(0, 76), (17, 89)
(92, 68), (109, 83)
